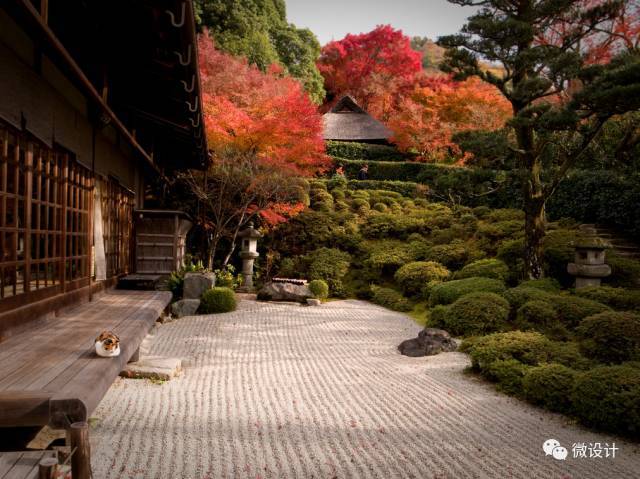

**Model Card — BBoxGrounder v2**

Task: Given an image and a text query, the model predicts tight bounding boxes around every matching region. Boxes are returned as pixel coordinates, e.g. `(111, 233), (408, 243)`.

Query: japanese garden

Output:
(0, 0), (639, 478)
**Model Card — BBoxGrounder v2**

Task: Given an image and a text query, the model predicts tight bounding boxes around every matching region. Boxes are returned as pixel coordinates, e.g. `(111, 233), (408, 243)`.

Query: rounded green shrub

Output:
(486, 208), (525, 222)
(308, 279), (329, 299)
(455, 259), (509, 281)
(427, 305), (449, 329)
(334, 200), (350, 211)
(372, 202), (388, 212)
(200, 287), (237, 314)
(424, 241), (475, 270)
(370, 285), (413, 312)
(503, 287), (555, 310)
(351, 198), (370, 212)
(327, 174), (348, 190)
(547, 341), (593, 370)
(574, 286), (640, 311)
(518, 278), (561, 292)
(550, 296), (611, 329)
(606, 251), (640, 288)
(429, 277), (506, 306)
(466, 331), (552, 370)
(485, 359), (531, 395)
(305, 248), (351, 282)
(331, 189), (346, 201)
(522, 364), (577, 413)
(514, 300), (568, 339)
(577, 311), (640, 364)
(571, 365), (640, 437)
(444, 292), (510, 336)
(394, 261), (451, 296)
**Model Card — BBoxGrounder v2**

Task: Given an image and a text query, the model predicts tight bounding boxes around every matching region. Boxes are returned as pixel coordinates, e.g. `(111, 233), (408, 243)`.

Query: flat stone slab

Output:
(120, 356), (183, 381)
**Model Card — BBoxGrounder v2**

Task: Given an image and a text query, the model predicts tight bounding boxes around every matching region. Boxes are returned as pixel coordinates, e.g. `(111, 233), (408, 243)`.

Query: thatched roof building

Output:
(322, 95), (392, 144)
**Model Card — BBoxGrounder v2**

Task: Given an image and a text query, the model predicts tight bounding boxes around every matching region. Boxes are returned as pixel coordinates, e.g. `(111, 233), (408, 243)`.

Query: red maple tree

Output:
(198, 32), (329, 176)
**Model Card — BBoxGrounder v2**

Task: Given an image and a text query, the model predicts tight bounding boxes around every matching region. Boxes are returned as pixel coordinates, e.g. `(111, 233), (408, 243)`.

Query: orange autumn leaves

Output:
(198, 32), (328, 177)
(389, 77), (512, 163)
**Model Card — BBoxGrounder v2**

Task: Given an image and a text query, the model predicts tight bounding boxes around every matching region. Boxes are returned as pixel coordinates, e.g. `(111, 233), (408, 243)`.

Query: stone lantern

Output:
(237, 222), (262, 292)
(567, 236), (611, 289)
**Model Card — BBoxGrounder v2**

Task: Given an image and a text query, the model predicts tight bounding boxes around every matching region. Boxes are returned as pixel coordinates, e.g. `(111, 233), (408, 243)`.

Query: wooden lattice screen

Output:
(97, 177), (134, 278)
(0, 123), (92, 310)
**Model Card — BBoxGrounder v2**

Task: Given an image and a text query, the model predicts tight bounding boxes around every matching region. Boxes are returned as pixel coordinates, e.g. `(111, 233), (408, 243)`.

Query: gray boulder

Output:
(184, 272), (216, 299)
(171, 299), (201, 318)
(257, 282), (312, 303)
(398, 328), (457, 357)
(306, 298), (321, 306)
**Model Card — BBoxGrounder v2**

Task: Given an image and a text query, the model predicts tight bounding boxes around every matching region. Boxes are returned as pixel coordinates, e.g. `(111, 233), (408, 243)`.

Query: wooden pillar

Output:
(38, 457), (58, 479)
(70, 421), (91, 479)
(60, 155), (68, 293)
(24, 142), (33, 293)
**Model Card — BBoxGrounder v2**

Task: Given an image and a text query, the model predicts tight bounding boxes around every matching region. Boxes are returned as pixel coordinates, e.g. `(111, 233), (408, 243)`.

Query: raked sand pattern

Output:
(91, 299), (640, 478)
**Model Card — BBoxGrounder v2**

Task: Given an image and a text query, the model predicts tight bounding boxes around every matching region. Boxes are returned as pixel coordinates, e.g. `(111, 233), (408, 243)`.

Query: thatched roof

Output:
(322, 96), (392, 142)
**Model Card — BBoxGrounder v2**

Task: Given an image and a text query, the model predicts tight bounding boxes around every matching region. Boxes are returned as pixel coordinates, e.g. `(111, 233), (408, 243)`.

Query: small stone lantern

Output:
(567, 236), (611, 289)
(237, 222), (262, 292)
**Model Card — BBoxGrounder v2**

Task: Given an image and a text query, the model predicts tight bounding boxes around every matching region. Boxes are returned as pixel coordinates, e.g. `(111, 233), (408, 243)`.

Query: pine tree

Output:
(439, 0), (640, 278)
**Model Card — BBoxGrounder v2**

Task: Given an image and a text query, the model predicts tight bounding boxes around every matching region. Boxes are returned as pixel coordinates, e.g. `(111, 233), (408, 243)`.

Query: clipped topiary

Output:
(518, 278), (561, 292)
(427, 305), (450, 329)
(515, 300), (568, 340)
(305, 248), (351, 282)
(394, 261), (451, 297)
(200, 287), (237, 314)
(577, 311), (640, 364)
(485, 359), (531, 395)
(444, 292), (510, 337)
(550, 296), (611, 329)
(503, 286), (555, 310)
(574, 286), (640, 311)
(370, 285), (413, 312)
(372, 202), (388, 212)
(571, 365), (640, 437)
(308, 279), (329, 300)
(522, 363), (577, 413)
(465, 331), (552, 370)
(455, 258), (509, 281)
(429, 277), (506, 306)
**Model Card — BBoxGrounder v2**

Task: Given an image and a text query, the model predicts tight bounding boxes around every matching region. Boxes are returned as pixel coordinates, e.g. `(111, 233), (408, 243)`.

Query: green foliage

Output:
(305, 248), (351, 282)
(429, 277), (506, 306)
(455, 259), (509, 281)
(366, 247), (414, 275)
(503, 286), (555, 310)
(214, 265), (238, 289)
(361, 214), (428, 239)
(394, 261), (451, 296)
(571, 365), (640, 437)
(574, 286), (640, 311)
(577, 312), (640, 364)
(346, 180), (426, 198)
(326, 141), (408, 162)
(427, 305), (450, 329)
(515, 300), (567, 340)
(372, 202), (388, 212)
(308, 279), (329, 299)
(522, 364), (577, 413)
(464, 331), (553, 370)
(453, 129), (515, 169)
(168, 259), (209, 298)
(370, 285), (413, 312)
(444, 292), (510, 337)
(424, 240), (483, 270)
(496, 239), (525, 283)
(518, 278), (561, 292)
(606, 251), (640, 288)
(551, 296), (611, 329)
(541, 229), (582, 287)
(485, 359), (530, 395)
(199, 287), (237, 314)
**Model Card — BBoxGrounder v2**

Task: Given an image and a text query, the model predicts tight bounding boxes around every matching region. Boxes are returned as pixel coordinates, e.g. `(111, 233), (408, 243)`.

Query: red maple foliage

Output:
(198, 32), (329, 176)
(388, 77), (512, 162)
(317, 25), (422, 116)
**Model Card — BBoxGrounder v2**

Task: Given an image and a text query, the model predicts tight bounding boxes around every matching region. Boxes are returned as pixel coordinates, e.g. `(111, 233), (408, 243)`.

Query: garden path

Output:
(91, 299), (640, 478)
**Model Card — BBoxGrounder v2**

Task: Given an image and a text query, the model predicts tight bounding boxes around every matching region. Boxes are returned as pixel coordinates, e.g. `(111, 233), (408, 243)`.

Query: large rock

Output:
(257, 282), (312, 303)
(398, 328), (457, 357)
(183, 272), (216, 299)
(171, 299), (201, 318)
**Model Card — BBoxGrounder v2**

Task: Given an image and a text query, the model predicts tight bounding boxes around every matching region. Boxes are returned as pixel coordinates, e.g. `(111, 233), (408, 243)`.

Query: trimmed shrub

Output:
(335, 200), (350, 211)
(503, 287), (555, 310)
(427, 305), (450, 329)
(515, 300), (568, 340)
(542, 229), (582, 287)
(305, 248), (351, 282)
(522, 364), (577, 413)
(351, 198), (370, 212)
(372, 202), (388, 212)
(606, 251), (640, 288)
(370, 286), (413, 312)
(574, 285), (640, 311)
(362, 214), (428, 239)
(394, 261), (451, 296)
(424, 241), (481, 270)
(571, 365), (640, 437)
(496, 239), (525, 283)
(308, 279), (329, 299)
(550, 296), (611, 329)
(485, 208), (525, 222)
(465, 331), (552, 370)
(327, 174), (348, 190)
(366, 248), (414, 275)
(331, 189), (346, 201)
(429, 277), (506, 306)
(577, 311), (640, 364)
(485, 359), (530, 395)
(327, 141), (406, 161)
(200, 287), (237, 314)
(547, 341), (593, 370)
(518, 278), (561, 292)
(328, 279), (349, 298)
(444, 292), (510, 336)
(347, 179), (426, 198)
(455, 259), (509, 281)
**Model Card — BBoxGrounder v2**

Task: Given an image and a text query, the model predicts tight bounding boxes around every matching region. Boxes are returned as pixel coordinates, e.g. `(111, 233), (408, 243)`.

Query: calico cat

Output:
(95, 331), (121, 357)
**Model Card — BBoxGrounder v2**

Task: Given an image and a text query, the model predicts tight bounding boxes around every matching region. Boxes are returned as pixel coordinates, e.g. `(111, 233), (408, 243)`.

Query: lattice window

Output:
(0, 122), (92, 306)
(98, 177), (134, 278)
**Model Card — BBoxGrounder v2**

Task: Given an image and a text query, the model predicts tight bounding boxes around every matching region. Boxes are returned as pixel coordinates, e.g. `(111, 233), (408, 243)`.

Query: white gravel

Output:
(91, 299), (640, 478)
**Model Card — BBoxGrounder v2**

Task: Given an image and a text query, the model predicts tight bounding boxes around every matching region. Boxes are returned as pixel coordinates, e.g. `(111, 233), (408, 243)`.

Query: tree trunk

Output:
(523, 166), (546, 279)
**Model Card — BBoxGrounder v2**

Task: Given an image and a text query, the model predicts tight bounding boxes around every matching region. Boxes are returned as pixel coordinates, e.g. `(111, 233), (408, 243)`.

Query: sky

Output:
(285, 0), (477, 45)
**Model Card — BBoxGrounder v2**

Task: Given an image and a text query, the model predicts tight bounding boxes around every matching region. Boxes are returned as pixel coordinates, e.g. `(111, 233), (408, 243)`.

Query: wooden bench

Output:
(0, 289), (171, 478)
(0, 451), (58, 479)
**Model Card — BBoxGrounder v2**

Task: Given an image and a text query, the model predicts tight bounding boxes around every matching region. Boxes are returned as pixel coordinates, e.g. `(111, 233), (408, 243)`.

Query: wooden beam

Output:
(0, 391), (51, 427)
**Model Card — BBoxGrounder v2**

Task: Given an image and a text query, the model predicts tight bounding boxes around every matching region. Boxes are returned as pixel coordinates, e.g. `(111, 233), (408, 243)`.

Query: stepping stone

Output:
(120, 356), (183, 381)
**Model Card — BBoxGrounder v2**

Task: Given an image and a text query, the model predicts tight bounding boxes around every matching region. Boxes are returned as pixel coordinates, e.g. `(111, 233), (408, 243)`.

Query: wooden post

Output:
(38, 457), (58, 479)
(70, 421), (91, 479)
(129, 347), (140, 363)
(24, 142), (33, 293)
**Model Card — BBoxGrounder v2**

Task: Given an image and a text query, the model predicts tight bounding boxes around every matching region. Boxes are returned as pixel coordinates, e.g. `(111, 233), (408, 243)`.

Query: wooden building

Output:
(0, 0), (207, 339)
(322, 95), (392, 144)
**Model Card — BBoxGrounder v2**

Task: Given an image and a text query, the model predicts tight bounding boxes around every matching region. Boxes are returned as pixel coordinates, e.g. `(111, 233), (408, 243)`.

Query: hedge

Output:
(200, 287), (237, 314)
(577, 311), (640, 364)
(346, 179), (427, 198)
(370, 285), (413, 312)
(443, 292), (510, 336)
(327, 141), (410, 162)
(429, 277), (506, 306)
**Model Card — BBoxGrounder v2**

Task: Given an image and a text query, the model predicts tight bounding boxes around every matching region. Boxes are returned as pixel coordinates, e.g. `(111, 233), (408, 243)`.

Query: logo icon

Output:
(543, 439), (568, 460)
